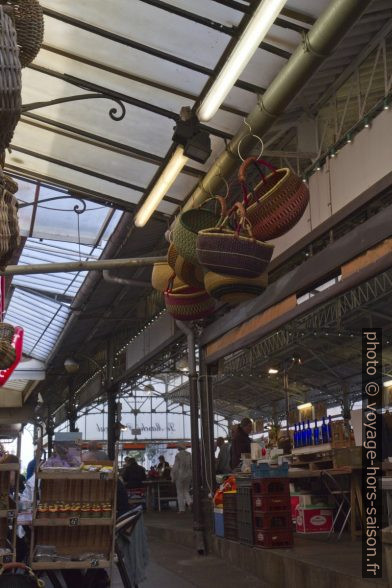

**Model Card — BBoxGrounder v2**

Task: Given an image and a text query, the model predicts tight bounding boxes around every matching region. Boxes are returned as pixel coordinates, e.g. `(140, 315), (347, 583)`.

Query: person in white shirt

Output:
(171, 443), (192, 513)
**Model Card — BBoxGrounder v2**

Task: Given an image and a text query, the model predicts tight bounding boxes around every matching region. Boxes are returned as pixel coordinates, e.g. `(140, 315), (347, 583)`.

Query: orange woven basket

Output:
(239, 157), (309, 241)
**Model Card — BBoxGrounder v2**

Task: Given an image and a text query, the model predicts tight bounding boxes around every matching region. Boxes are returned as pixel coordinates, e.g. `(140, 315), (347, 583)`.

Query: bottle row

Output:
(293, 416), (332, 448)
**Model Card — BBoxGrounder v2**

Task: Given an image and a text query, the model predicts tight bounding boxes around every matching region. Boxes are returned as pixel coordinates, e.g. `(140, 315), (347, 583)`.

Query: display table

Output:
(143, 480), (177, 512)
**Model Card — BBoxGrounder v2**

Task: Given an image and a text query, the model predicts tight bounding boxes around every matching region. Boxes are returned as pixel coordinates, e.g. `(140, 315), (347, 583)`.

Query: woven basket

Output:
(172, 197), (226, 265)
(1, 0), (44, 67)
(0, 7), (22, 152)
(167, 243), (204, 288)
(151, 261), (183, 293)
(0, 170), (19, 269)
(204, 271), (268, 306)
(0, 322), (14, 343)
(164, 285), (215, 321)
(239, 157), (309, 241)
(197, 203), (274, 278)
(0, 180), (11, 269)
(0, 340), (16, 369)
(4, 173), (17, 194)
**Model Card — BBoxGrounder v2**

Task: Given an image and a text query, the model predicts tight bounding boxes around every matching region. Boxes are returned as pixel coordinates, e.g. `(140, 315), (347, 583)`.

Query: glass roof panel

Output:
(5, 176), (123, 360)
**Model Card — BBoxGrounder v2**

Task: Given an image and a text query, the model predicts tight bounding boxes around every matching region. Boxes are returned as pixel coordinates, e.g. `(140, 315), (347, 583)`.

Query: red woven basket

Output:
(164, 284), (214, 321)
(239, 157), (309, 241)
(197, 202), (274, 278)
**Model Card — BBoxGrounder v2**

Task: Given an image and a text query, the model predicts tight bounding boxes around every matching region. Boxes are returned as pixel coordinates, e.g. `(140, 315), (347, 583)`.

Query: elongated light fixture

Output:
(134, 145), (188, 227)
(197, 0), (287, 122)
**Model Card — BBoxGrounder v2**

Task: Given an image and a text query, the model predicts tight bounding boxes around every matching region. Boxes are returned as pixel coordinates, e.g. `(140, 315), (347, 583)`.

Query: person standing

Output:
(122, 457), (147, 490)
(171, 443), (192, 513)
(230, 417), (253, 469)
(215, 437), (231, 474)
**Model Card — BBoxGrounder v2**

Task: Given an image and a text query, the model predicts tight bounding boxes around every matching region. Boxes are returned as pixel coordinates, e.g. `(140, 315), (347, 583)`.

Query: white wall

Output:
(271, 109), (392, 259)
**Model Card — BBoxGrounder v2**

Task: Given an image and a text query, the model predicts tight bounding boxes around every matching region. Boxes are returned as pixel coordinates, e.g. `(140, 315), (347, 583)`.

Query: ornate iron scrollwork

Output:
(18, 195), (88, 214)
(21, 93), (126, 122)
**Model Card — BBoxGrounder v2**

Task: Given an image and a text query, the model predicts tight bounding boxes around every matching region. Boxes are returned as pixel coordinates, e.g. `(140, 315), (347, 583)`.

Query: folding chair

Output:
(320, 471), (351, 539)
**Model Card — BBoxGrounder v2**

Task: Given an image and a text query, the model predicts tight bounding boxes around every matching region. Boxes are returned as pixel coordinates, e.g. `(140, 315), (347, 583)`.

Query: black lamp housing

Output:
(172, 117), (211, 163)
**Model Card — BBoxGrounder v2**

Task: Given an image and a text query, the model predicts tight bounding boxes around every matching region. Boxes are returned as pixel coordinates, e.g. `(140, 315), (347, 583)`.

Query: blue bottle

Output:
(306, 420), (312, 446)
(293, 424), (297, 448)
(301, 421), (307, 447)
(328, 416), (332, 442)
(313, 420), (320, 445)
(321, 417), (329, 444)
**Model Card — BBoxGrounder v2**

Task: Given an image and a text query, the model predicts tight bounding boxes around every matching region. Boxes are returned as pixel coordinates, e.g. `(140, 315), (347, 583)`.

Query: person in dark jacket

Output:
(230, 417), (253, 469)
(122, 458), (146, 489)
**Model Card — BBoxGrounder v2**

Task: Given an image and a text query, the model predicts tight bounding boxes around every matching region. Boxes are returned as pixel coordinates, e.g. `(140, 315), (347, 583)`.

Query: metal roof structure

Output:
(3, 0), (392, 427)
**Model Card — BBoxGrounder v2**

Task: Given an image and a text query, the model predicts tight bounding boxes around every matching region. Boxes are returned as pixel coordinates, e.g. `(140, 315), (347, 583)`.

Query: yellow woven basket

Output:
(204, 270), (268, 306)
(151, 261), (182, 293)
(168, 243), (204, 288)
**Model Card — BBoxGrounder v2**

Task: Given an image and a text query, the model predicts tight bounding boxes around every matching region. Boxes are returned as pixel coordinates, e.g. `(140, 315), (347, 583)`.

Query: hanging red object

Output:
(0, 326), (23, 387)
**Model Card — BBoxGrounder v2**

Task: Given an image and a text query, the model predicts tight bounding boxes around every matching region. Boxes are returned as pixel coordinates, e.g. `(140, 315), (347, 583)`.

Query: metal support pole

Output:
(68, 376), (77, 432)
(47, 421), (54, 457)
(176, 321), (205, 554)
(107, 339), (117, 461)
(199, 356), (216, 493)
(0, 255), (166, 276)
(283, 371), (290, 435)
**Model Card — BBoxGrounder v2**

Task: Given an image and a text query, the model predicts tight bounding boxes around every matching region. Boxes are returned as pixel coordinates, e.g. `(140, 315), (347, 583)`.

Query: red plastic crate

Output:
(252, 478), (290, 496)
(253, 494), (291, 512)
(254, 511), (292, 531)
(254, 528), (293, 549)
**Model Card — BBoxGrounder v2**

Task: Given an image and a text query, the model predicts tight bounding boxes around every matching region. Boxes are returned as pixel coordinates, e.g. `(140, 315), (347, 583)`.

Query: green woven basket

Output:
(172, 197), (226, 265)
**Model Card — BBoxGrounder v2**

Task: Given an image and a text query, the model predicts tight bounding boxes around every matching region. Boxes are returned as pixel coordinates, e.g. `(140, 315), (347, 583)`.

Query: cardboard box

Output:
(296, 506), (334, 533)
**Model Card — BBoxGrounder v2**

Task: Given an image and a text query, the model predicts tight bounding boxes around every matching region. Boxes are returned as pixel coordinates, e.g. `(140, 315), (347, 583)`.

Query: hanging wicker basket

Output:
(0, 322), (14, 343)
(239, 157), (309, 241)
(0, 6), (22, 152)
(164, 284), (214, 321)
(0, 0), (44, 67)
(0, 172), (20, 269)
(172, 197), (226, 265)
(0, 340), (16, 369)
(197, 202), (274, 278)
(204, 270), (268, 306)
(167, 243), (204, 288)
(151, 261), (183, 293)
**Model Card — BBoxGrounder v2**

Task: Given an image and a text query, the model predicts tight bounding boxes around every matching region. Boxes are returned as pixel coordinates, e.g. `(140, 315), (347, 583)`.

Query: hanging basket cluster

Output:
(151, 154), (309, 317)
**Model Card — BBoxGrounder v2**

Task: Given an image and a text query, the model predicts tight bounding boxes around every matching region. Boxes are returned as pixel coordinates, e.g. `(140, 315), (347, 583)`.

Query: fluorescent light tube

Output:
(384, 380), (392, 388)
(135, 146), (188, 227)
(197, 0), (287, 122)
(268, 368), (279, 374)
(297, 402), (312, 410)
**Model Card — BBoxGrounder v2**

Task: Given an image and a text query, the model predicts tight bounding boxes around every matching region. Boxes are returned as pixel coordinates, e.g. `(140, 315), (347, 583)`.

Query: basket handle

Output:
(238, 157), (277, 206)
(0, 563), (36, 575)
(199, 195), (228, 220)
(165, 272), (176, 294)
(238, 157), (276, 182)
(230, 202), (254, 239)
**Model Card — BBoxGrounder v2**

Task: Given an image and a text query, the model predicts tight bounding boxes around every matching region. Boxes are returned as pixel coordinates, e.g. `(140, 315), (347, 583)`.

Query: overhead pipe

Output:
(176, 320), (205, 554)
(183, 0), (372, 212)
(102, 269), (151, 288)
(0, 255), (166, 276)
